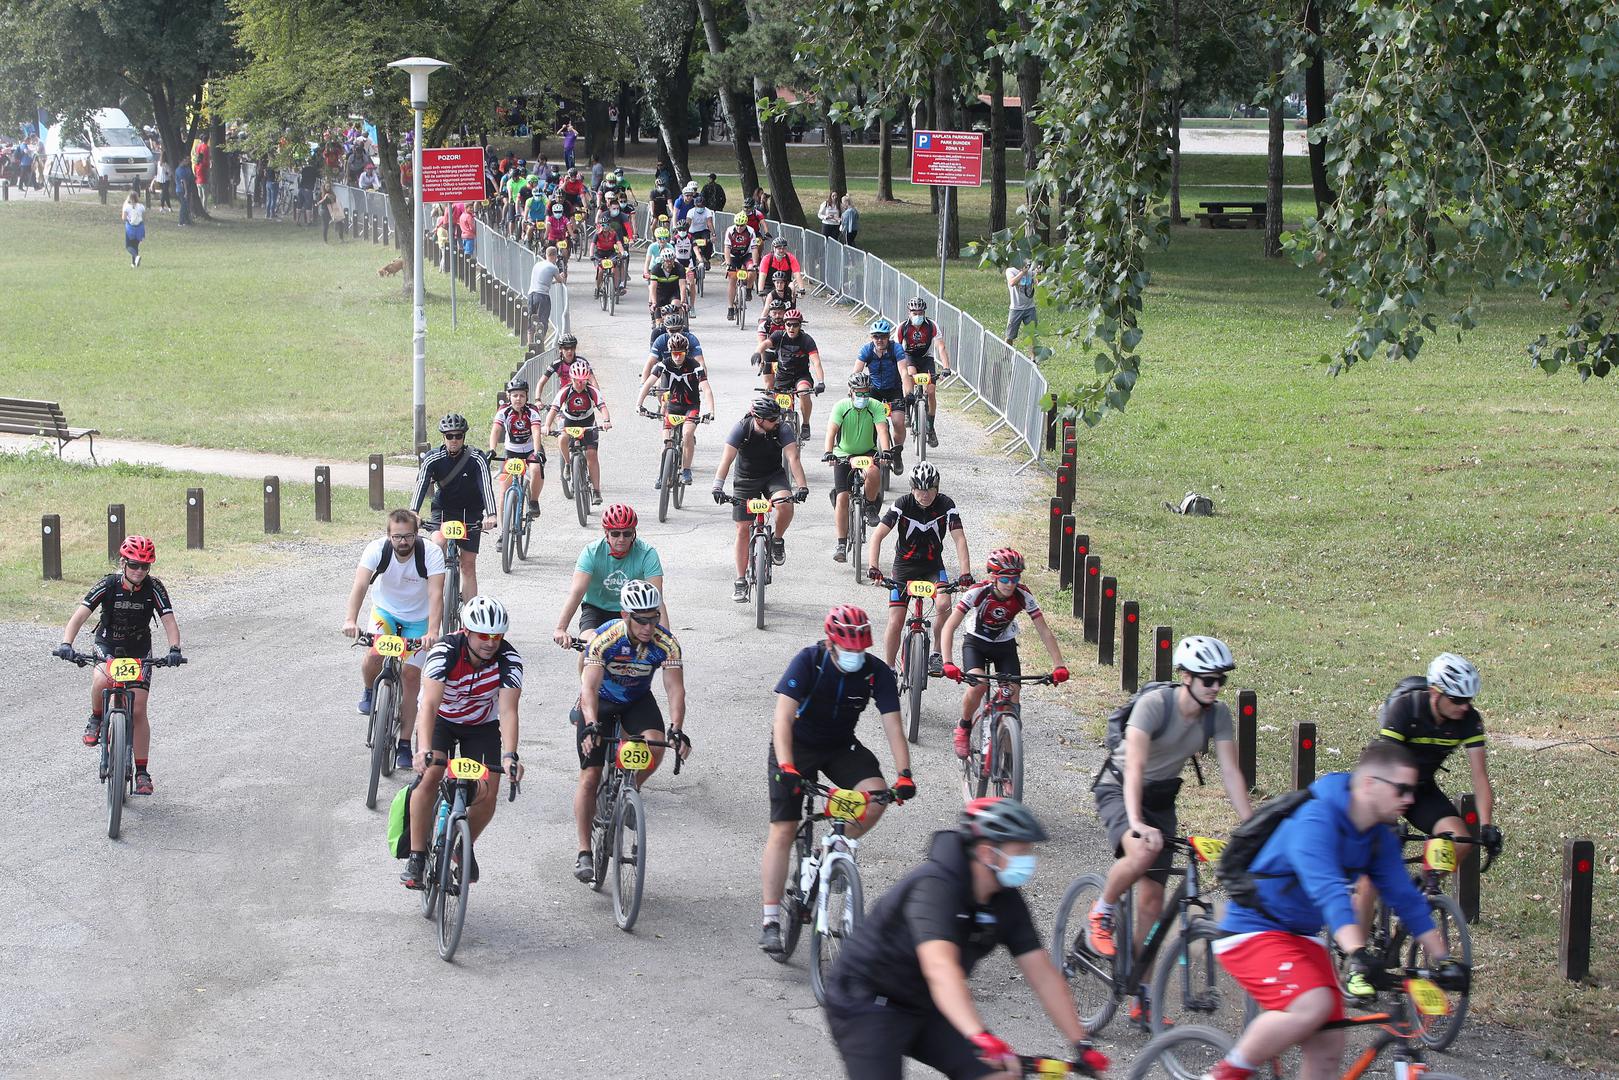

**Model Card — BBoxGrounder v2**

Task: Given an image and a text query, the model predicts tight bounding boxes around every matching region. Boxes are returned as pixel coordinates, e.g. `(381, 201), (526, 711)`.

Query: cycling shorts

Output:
(888, 568), (949, 607)
(767, 741), (883, 823)
(370, 607), (430, 670)
(774, 361), (812, 388)
(1094, 781), (1178, 885)
(429, 717), (502, 767)
(907, 354), (937, 377)
(960, 634), (1019, 677)
(727, 252), (752, 273)
(423, 518), (482, 555)
(870, 384), (903, 406)
(1404, 780), (1461, 836)
(832, 457), (881, 500)
(572, 694), (664, 770)
(1213, 932), (1344, 1022)
(578, 602), (618, 634)
(732, 472), (792, 521)
(559, 425), (601, 450)
(827, 999), (995, 1080)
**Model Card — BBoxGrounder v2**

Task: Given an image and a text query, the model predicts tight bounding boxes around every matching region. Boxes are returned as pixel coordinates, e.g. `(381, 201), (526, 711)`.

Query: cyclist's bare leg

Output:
(130, 685), (151, 759)
(585, 446), (602, 495)
(361, 650), (384, 689)
(409, 759), (447, 851)
(400, 665), (422, 735)
(1352, 874), (1377, 935)
(733, 520), (750, 577)
(460, 547), (479, 603)
(771, 490), (796, 537)
(883, 606), (905, 668)
(1102, 832), (1161, 906)
(889, 409), (908, 450)
(467, 771), (500, 840)
(961, 667), (988, 727)
(842, 776), (889, 839)
(835, 490), (852, 541)
(762, 819), (796, 907)
(861, 463), (881, 505)
(681, 423), (698, 468)
(798, 381), (814, 429)
(1131, 878), (1166, 956)
(1234, 987), (1342, 1080)
(574, 766), (603, 852)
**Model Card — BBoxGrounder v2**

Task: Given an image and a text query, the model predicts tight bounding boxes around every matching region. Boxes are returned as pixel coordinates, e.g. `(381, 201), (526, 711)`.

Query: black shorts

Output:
(423, 518), (483, 554)
(907, 354), (937, 377)
(652, 281), (682, 307)
(732, 472), (791, 521)
(826, 997), (994, 1080)
(960, 634), (1019, 677)
(727, 251), (751, 272)
(1405, 779), (1461, 836)
(559, 424), (600, 450)
(1094, 780), (1179, 886)
(578, 602), (618, 633)
(93, 642), (156, 689)
(832, 457), (881, 498)
(689, 232), (712, 259)
(775, 363), (812, 389)
(870, 384), (903, 407)
(768, 741), (884, 823)
(573, 694), (664, 769)
(429, 718), (503, 766)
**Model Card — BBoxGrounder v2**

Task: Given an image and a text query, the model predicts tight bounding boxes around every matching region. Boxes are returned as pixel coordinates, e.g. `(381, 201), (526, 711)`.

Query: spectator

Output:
(840, 195), (859, 248)
(557, 121), (579, 169)
(345, 140), (366, 183)
(176, 157), (195, 226)
(260, 159), (278, 218)
(701, 172), (727, 212)
(752, 186), (773, 220)
(121, 189), (146, 267)
(817, 190), (840, 238)
(298, 156), (321, 226)
(589, 155), (604, 191)
(316, 184), (347, 243)
(358, 161), (382, 191)
(527, 247), (562, 342)
(457, 203), (476, 260)
(1005, 258), (1038, 344)
(192, 138), (209, 206)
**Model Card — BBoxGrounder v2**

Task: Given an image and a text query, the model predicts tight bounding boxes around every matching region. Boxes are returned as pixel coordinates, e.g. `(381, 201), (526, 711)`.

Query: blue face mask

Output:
(833, 647), (865, 673)
(910, 314), (924, 326)
(993, 849), (1037, 888)
(852, 394), (870, 408)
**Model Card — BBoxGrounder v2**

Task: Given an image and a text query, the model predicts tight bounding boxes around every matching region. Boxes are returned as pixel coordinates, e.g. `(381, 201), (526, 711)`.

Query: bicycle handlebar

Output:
(57, 648), (186, 670)
(352, 631), (427, 651)
(957, 671), (1056, 687)
(797, 776), (903, 810)
(1396, 823), (1500, 871)
(870, 572), (969, 594)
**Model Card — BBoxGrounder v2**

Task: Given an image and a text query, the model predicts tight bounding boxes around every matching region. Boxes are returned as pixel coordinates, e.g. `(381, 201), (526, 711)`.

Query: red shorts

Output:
(1213, 931), (1344, 1021)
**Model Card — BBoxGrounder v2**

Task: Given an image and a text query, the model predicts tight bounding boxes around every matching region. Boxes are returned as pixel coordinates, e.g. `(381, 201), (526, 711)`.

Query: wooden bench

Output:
(0, 397), (99, 461)
(1196, 200), (1267, 230)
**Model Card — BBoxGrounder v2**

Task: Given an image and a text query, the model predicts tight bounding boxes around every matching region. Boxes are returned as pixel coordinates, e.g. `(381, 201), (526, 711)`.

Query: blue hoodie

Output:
(1219, 772), (1435, 939)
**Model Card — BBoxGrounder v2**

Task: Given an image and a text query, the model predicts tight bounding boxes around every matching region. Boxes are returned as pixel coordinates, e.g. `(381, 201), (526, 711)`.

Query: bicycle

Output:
(416, 755), (517, 962)
(354, 630), (424, 809)
(496, 455), (538, 574)
(723, 491), (799, 629)
(1052, 834), (1246, 1047)
(554, 425), (600, 528)
(870, 573), (965, 743)
(595, 255), (618, 315)
(641, 405), (711, 523)
(830, 451), (884, 586)
(731, 262), (754, 329)
(769, 777), (900, 1005)
(954, 670), (1054, 802)
(906, 372), (936, 462)
(1126, 962), (1467, 1080)
(438, 520), (469, 633)
(692, 237), (709, 299)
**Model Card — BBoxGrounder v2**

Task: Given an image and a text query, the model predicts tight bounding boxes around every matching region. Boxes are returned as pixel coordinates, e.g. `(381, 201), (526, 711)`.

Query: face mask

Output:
(993, 850), (1037, 888)
(553, 210), (562, 216)
(610, 209), (620, 218)
(852, 394), (869, 407)
(910, 314), (924, 326)
(833, 647), (865, 673)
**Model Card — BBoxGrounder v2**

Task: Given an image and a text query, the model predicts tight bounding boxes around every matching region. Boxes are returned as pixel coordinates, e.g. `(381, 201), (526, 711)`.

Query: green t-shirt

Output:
(832, 398), (886, 456)
(576, 538), (664, 612)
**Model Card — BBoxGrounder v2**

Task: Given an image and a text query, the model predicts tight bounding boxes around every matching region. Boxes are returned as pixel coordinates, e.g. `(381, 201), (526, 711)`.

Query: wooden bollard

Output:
(1120, 601), (1140, 692)
(263, 476), (281, 534)
(1082, 555), (1102, 643)
(1047, 498), (1064, 571)
(106, 504), (126, 563)
(1292, 720), (1316, 790)
(1069, 534), (1090, 620)
(1457, 792), (1481, 923)
(1056, 451), (1074, 514)
(1559, 838), (1595, 981)
(41, 514), (62, 580)
(1237, 689), (1258, 791)
(1058, 516), (1077, 591)
(186, 488), (205, 549)
(1044, 405), (1057, 451)
(368, 454), (385, 511)
(315, 466), (332, 522)
(1153, 625), (1173, 682)
(1097, 576), (1117, 665)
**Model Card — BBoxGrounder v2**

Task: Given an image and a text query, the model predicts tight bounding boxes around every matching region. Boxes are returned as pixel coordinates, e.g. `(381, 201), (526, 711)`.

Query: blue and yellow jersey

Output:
(586, 619), (682, 704)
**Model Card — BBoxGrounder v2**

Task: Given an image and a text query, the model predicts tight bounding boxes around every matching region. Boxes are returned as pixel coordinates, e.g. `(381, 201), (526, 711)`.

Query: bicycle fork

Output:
(814, 841), (860, 934)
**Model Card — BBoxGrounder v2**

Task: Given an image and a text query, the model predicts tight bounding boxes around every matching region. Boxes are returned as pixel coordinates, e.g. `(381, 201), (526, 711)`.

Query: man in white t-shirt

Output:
(342, 509), (447, 768)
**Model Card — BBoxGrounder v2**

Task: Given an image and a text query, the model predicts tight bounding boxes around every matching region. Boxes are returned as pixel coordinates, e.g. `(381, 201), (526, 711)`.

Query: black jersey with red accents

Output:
(82, 573), (173, 655)
(895, 318), (941, 359)
(954, 581), (1042, 642)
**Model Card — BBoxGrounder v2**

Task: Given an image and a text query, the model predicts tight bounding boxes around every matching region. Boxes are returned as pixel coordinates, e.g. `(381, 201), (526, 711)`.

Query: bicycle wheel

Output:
(611, 786), (648, 931)
(904, 630), (928, 743)
(1126, 1025), (1234, 1080)
(608, 279), (616, 316)
(810, 857), (865, 1006)
(1405, 894), (1471, 1050)
(599, 274), (608, 311)
(501, 486), (519, 574)
(559, 453), (574, 499)
(105, 707), (129, 840)
(574, 455), (590, 527)
(437, 817), (472, 961)
(778, 827), (812, 962)
(517, 486), (535, 560)
(365, 678), (396, 808)
(848, 498), (864, 585)
(443, 559), (462, 634)
(673, 451), (688, 509)
(420, 822), (445, 918)
(991, 713), (1024, 801)
(657, 446), (677, 523)
(1050, 873), (1121, 1032)
(913, 402), (929, 462)
(1152, 921), (1249, 1043)
(752, 534), (770, 630)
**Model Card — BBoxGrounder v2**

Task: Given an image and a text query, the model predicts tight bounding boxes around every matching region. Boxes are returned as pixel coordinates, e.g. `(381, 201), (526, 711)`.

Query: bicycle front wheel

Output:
(1050, 872), (1119, 1032)
(848, 501), (864, 585)
(810, 857), (865, 1007)
(1152, 921), (1248, 1042)
(991, 713), (1024, 801)
(913, 403), (929, 462)
(1406, 893), (1472, 1050)
(366, 679), (396, 808)
(105, 708), (129, 839)
(778, 828), (812, 962)
(904, 630), (928, 743)
(574, 456), (590, 527)
(1126, 1025), (1234, 1080)
(517, 486), (535, 559)
(437, 818), (473, 961)
(442, 560), (462, 634)
(657, 446), (677, 523)
(752, 535), (770, 630)
(501, 486), (519, 574)
(611, 787), (648, 931)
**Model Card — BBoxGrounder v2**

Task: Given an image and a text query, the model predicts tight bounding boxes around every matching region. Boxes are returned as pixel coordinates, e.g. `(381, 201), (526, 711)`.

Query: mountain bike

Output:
(769, 777), (900, 1006)
(354, 630), (424, 809)
(1126, 962), (1467, 1080)
(732, 261), (754, 329)
(571, 212), (587, 257)
(554, 425), (600, 528)
(692, 237), (709, 300)
(595, 254), (619, 315)
(871, 573), (966, 743)
(906, 372), (935, 462)
(417, 755), (516, 962)
(831, 451), (884, 586)
(1052, 835), (1246, 1048)
(726, 492), (798, 630)
(496, 455), (539, 574)
(58, 649), (186, 839)
(438, 520), (468, 633)
(955, 670), (1054, 802)
(641, 405), (711, 523)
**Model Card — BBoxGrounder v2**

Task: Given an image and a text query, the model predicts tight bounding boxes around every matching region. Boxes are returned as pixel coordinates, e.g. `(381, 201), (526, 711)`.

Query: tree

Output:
(693, 0), (761, 194)
(745, 0), (808, 225)
(637, 0), (699, 184)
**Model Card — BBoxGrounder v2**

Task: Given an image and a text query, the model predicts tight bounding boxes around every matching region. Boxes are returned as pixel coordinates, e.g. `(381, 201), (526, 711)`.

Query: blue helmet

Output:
(869, 317), (894, 335)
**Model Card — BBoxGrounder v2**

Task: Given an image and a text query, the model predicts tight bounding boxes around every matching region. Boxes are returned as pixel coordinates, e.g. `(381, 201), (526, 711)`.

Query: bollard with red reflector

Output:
(1291, 721), (1316, 790)
(1055, 456), (1074, 515)
(1044, 405), (1057, 452)
(1082, 555), (1102, 643)
(1120, 602), (1140, 691)
(1153, 626), (1173, 682)
(1457, 792), (1481, 923)
(1069, 534), (1090, 619)
(1058, 516), (1077, 590)
(1097, 577), (1117, 665)
(1559, 838), (1595, 981)
(1237, 690), (1257, 791)
(1047, 498), (1064, 569)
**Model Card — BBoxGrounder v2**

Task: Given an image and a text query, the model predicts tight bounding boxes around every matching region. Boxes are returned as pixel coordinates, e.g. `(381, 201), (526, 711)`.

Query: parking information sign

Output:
(421, 147), (486, 203)
(909, 130), (984, 187)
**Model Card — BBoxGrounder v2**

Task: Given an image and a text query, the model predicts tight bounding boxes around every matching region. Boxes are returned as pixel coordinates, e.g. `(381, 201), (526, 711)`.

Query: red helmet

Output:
(601, 504), (638, 531)
(784, 308), (804, 324)
(824, 604), (873, 651)
(119, 535), (156, 563)
(985, 547), (1025, 576)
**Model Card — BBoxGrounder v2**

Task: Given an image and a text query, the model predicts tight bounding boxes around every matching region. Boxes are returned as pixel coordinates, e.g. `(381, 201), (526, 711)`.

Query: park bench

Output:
(0, 397), (99, 461)
(1196, 200), (1267, 229)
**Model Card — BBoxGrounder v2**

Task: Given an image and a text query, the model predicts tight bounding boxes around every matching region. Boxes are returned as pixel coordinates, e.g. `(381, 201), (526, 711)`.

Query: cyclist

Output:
(399, 595), (525, 890)
(823, 372), (891, 545)
(552, 504), (669, 652)
(760, 604), (915, 954)
(646, 307), (701, 359)
(669, 217), (698, 309)
(761, 269), (796, 311)
(854, 316), (910, 473)
(533, 333), (600, 402)
(1206, 741), (1468, 1080)
(522, 181), (547, 243)
(411, 413), (497, 604)
(489, 378), (547, 538)
(648, 179), (672, 221)
(54, 534), (183, 797)
(754, 298), (789, 374)
(894, 297), (955, 449)
(636, 332), (715, 489)
(769, 308), (826, 440)
(685, 193), (715, 269)
(713, 395), (810, 602)
(543, 359), (613, 507)
(723, 213), (759, 319)
(940, 548), (1070, 760)
(756, 235), (804, 296)
(1085, 634), (1254, 1023)
(646, 250), (686, 320)
(544, 199), (570, 253)
(643, 225), (676, 276)
(824, 797), (1108, 1080)
(571, 579), (691, 883)
(342, 509), (446, 770)
(867, 462), (972, 673)
(591, 216), (627, 299)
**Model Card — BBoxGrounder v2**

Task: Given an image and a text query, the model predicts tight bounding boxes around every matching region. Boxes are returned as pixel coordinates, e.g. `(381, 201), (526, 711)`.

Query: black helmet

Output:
(558, 333), (578, 349)
(438, 413), (469, 435)
(958, 797), (1048, 844)
(505, 378), (529, 394)
(663, 312), (688, 331)
(750, 395), (784, 421)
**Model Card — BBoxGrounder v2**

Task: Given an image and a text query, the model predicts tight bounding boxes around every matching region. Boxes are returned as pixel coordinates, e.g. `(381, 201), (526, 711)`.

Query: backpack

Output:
(1379, 675), (1430, 726)
(1166, 491), (1215, 516)
(1213, 788), (1314, 918)
(386, 775), (420, 858)
(370, 538), (427, 585)
(1092, 682), (1217, 789)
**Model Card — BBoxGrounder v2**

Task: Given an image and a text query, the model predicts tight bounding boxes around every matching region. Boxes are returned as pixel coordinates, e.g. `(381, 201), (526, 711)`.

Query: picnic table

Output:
(1195, 200), (1267, 229)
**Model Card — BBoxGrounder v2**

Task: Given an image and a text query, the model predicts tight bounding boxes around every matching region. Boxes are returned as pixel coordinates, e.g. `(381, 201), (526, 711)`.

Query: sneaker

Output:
(771, 536), (786, 565)
(726, 306), (735, 319)
(799, 422), (811, 442)
(759, 920), (784, 955)
(890, 448), (903, 474)
(82, 715), (103, 746)
(453, 849), (480, 884)
(927, 426), (939, 448)
(133, 254), (141, 267)
(357, 688), (373, 715)
(1204, 1061), (1254, 1080)
(653, 474), (663, 490)
(574, 851), (595, 883)
(681, 468), (693, 485)
(733, 578), (749, 603)
(1086, 907), (1118, 958)
(591, 490), (602, 506)
(396, 741), (414, 771)
(401, 852), (427, 890)
(928, 651), (944, 677)
(863, 505), (880, 528)
(133, 770), (153, 796)
(1131, 996), (1172, 1029)
(953, 723), (971, 760)
(833, 539), (848, 563)
(1345, 971), (1377, 999)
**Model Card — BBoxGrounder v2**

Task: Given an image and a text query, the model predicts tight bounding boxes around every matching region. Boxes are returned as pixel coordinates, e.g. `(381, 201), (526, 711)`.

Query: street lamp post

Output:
(389, 56), (450, 456)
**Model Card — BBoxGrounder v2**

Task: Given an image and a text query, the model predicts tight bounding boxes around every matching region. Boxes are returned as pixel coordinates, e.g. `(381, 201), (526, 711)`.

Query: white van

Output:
(44, 108), (157, 186)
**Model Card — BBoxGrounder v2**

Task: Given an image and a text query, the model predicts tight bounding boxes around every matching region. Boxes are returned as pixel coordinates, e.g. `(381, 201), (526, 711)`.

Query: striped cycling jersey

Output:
(423, 633), (524, 725)
(495, 403), (545, 451)
(586, 619), (681, 705)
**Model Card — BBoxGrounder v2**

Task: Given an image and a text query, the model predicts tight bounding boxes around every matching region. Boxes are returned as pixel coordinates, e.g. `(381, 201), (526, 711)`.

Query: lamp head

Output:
(388, 57), (450, 108)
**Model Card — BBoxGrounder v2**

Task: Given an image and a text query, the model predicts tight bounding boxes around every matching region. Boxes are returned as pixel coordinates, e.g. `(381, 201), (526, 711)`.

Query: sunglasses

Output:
(1440, 692), (1473, 706)
(1194, 674), (1228, 688)
(606, 530), (635, 539)
(444, 433), (466, 441)
(123, 560), (152, 571)
(1370, 775), (1418, 798)
(468, 631), (503, 643)
(993, 575), (1020, 585)
(628, 613), (660, 625)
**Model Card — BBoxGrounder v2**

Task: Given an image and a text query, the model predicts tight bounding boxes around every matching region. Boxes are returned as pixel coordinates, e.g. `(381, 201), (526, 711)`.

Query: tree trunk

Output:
(1015, 11), (1046, 241)
(932, 78), (958, 259)
(925, 94), (939, 214)
(989, 56), (1007, 233)
(698, 97), (712, 146)
(616, 83), (630, 156)
(694, 0), (761, 192)
(1169, 0), (1183, 224)
(824, 100), (847, 196)
(877, 109), (895, 200)
(584, 93), (613, 166)
(1304, 0), (1336, 214)
(754, 80), (805, 225)
(629, 95), (643, 145)
(1265, 44), (1285, 258)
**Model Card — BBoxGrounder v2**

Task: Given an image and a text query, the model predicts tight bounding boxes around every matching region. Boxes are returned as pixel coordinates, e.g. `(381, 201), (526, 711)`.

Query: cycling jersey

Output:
(774, 643), (900, 747)
(649, 269), (682, 306)
(725, 226), (757, 254)
(644, 241), (679, 269)
(671, 234), (694, 262)
(858, 340), (906, 391)
(495, 402), (546, 452)
(593, 228), (621, 255)
(650, 360), (708, 412)
(423, 632), (524, 726)
(953, 581), (1043, 642)
(830, 397), (886, 456)
(545, 216), (569, 243)
(551, 382), (607, 423)
(586, 619), (682, 705)
(411, 445), (495, 521)
(725, 416), (795, 482)
(895, 318), (941, 360)
(881, 493), (962, 577)
(525, 196), (546, 223)
(1377, 689), (1486, 781)
(81, 573), (173, 657)
(759, 251), (801, 279)
(686, 207), (714, 234)
(769, 329), (819, 374)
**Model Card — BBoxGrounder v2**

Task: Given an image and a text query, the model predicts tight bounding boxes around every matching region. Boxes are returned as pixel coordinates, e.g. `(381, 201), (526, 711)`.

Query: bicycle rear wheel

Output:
(1126, 1025), (1234, 1080)
(365, 678), (396, 808)
(517, 487), (535, 560)
(1406, 894), (1471, 1050)
(501, 486), (519, 574)
(848, 499), (864, 585)
(810, 857), (864, 1006)
(1050, 873), (1120, 1032)
(443, 558), (462, 634)
(752, 534), (770, 630)
(105, 707), (129, 839)
(1152, 921), (1249, 1042)
(657, 446), (677, 523)
(437, 818), (472, 961)
(991, 714), (1024, 801)
(611, 787), (648, 931)
(777, 827), (812, 962)
(904, 630), (928, 743)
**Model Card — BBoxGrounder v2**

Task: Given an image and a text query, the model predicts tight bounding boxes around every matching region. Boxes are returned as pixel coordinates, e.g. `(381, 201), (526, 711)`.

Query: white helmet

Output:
(1174, 635), (1235, 675)
(1427, 652), (1480, 699)
(618, 579), (662, 614)
(460, 595), (509, 635)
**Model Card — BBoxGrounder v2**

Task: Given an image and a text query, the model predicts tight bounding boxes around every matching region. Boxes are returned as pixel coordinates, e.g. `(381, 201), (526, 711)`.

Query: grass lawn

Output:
(0, 198), (519, 460)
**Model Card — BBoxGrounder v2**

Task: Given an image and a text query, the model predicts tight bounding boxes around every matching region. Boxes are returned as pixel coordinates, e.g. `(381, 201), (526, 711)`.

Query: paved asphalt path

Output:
(5, 269), (1584, 1079)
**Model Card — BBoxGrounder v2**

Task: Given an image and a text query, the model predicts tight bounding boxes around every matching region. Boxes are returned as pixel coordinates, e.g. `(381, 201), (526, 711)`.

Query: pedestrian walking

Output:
(527, 246), (562, 342)
(558, 121), (579, 169)
(121, 190), (147, 267)
(316, 184), (347, 242)
(840, 195), (860, 248)
(176, 158), (194, 226)
(1005, 259), (1038, 344)
(817, 191), (841, 238)
(457, 203), (476, 260)
(701, 172), (727, 212)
